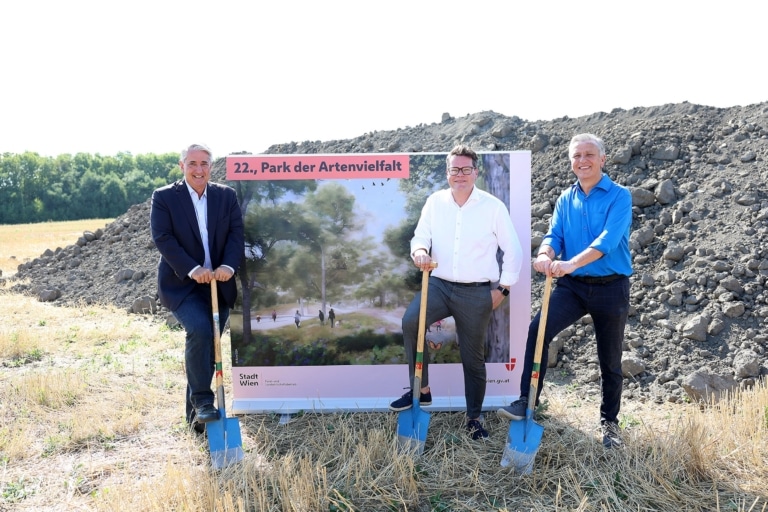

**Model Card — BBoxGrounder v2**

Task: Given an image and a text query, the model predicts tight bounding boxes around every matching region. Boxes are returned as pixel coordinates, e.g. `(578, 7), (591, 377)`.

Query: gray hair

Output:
(180, 143), (213, 162)
(568, 133), (605, 158)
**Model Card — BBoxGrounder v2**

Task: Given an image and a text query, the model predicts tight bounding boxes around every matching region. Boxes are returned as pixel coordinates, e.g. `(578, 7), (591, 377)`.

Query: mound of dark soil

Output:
(11, 101), (768, 404)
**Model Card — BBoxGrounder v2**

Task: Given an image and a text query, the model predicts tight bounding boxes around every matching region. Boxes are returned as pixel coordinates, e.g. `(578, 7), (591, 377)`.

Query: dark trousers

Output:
(519, 275), (629, 424)
(402, 276), (493, 419)
(172, 284), (230, 424)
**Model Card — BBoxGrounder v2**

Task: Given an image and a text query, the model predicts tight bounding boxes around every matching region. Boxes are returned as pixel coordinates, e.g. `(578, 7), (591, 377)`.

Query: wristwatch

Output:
(497, 285), (509, 296)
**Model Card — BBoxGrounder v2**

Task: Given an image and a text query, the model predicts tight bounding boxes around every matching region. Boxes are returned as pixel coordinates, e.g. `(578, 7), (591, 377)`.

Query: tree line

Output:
(0, 151), (182, 224)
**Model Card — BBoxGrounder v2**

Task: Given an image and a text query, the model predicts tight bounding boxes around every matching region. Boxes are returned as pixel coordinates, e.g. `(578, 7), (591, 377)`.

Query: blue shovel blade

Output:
(501, 414), (544, 474)
(396, 402), (431, 455)
(207, 412), (244, 469)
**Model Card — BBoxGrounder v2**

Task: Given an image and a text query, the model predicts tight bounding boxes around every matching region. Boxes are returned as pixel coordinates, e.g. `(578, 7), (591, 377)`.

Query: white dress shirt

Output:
(186, 182), (213, 274)
(410, 186), (523, 287)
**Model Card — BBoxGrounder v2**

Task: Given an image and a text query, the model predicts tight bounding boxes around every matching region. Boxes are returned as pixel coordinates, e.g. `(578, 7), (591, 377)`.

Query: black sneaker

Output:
(389, 389), (432, 411)
(496, 398), (528, 421)
(466, 418), (489, 440)
(601, 421), (624, 449)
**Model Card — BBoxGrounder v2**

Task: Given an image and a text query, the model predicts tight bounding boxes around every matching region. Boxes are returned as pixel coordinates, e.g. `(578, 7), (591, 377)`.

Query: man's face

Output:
(569, 142), (605, 183)
(446, 154), (477, 194)
(180, 149), (212, 195)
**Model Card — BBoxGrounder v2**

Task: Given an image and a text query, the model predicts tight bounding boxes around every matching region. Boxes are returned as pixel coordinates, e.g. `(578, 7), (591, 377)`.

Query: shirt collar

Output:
(573, 173), (610, 195)
(454, 185), (480, 204)
(184, 180), (207, 200)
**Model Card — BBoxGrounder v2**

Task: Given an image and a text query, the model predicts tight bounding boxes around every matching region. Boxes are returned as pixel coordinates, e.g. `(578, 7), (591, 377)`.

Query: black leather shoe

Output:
(196, 403), (220, 423)
(190, 421), (206, 435)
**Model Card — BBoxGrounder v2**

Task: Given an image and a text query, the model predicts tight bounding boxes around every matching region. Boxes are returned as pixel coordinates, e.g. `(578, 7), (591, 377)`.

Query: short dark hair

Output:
(446, 144), (478, 168)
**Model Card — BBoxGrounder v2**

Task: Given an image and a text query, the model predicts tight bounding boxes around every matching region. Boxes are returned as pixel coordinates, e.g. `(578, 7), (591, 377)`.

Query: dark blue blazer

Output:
(150, 180), (244, 311)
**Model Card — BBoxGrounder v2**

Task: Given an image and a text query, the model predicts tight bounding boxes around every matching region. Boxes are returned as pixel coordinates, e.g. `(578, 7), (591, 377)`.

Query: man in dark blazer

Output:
(150, 143), (244, 434)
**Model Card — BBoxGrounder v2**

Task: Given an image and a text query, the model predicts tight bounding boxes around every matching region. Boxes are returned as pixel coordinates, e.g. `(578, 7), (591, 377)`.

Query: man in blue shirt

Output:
(497, 133), (632, 449)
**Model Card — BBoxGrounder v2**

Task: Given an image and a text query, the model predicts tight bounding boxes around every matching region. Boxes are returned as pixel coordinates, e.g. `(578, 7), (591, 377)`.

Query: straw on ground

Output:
(1, 286), (766, 511)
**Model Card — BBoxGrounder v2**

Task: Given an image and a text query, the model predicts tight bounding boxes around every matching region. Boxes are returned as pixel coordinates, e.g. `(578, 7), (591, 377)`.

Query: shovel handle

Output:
(211, 279), (224, 389)
(413, 262), (437, 395)
(527, 274), (552, 413)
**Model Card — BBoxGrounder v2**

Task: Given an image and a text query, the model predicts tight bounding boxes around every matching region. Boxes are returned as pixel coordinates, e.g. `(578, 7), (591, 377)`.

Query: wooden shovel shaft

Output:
(207, 278), (245, 469)
(211, 280), (224, 389)
(413, 263), (437, 395)
(527, 274), (552, 412)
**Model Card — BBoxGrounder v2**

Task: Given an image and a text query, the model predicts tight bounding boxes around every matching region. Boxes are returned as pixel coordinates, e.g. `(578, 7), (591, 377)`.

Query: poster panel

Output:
(225, 151), (531, 413)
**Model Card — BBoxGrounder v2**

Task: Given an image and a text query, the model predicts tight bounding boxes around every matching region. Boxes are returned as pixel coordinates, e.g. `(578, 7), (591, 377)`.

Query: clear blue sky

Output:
(1, 1), (764, 158)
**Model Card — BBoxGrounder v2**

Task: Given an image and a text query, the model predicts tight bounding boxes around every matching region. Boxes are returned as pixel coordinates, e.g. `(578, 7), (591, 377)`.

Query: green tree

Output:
(124, 168), (163, 206)
(72, 153), (94, 176)
(293, 183), (362, 311)
(136, 153), (180, 181)
(351, 254), (408, 308)
(0, 152), (54, 223)
(227, 165), (317, 345)
(0, 150), (187, 224)
(43, 182), (73, 220)
(75, 171), (105, 218)
(52, 154), (82, 220)
(99, 173), (128, 217)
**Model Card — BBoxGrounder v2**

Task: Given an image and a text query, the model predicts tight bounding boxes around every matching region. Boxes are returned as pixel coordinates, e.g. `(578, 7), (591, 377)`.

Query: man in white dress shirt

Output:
(389, 144), (523, 440)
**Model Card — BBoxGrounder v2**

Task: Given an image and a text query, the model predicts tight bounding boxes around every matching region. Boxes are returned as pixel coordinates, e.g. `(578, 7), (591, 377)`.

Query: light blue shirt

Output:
(543, 173), (633, 278)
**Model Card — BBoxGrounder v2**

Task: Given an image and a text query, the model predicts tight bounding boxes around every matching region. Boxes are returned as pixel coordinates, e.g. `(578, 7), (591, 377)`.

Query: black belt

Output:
(440, 278), (490, 287)
(569, 274), (624, 285)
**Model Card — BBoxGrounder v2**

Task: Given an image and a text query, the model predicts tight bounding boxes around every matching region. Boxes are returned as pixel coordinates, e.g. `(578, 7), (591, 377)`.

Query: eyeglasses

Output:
(448, 166), (475, 176)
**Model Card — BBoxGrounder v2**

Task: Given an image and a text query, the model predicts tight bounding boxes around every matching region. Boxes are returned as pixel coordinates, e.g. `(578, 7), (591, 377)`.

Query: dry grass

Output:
(1, 288), (766, 511)
(0, 219), (113, 277)
(1, 222), (767, 511)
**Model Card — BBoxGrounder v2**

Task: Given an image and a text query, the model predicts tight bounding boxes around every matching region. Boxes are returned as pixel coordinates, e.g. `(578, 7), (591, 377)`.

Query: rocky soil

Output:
(9, 101), (768, 405)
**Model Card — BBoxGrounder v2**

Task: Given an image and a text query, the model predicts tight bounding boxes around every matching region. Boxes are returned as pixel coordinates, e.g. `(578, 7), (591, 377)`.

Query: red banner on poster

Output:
(227, 154), (411, 181)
